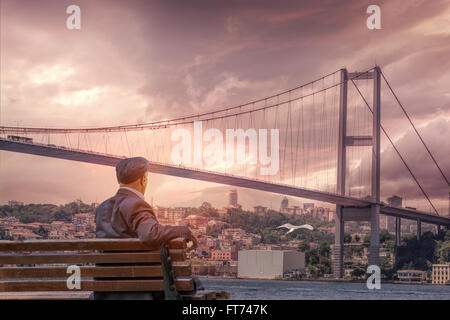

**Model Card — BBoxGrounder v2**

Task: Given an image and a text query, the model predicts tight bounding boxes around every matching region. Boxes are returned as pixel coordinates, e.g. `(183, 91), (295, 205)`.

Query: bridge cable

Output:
(380, 71), (450, 187)
(350, 78), (439, 215)
(2, 69), (378, 134)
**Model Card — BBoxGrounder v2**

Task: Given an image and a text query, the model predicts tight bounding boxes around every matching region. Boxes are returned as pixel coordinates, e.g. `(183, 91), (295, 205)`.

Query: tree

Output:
(351, 264), (366, 278)
(395, 232), (437, 271)
(54, 210), (72, 222)
(438, 242), (450, 263)
(363, 234), (371, 246)
(297, 240), (310, 252)
(318, 242), (331, 258)
(354, 234), (361, 243)
(37, 226), (49, 239)
(344, 233), (352, 243)
(308, 249), (320, 265)
(380, 230), (394, 243)
(380, 257), (394, 279)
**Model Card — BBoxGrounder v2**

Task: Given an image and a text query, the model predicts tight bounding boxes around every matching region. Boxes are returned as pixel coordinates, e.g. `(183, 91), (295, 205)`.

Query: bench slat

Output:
(0, 250), (186, 265)
(0, 291), (92, 300)
(0, 265), (191, 278)
(0, 278), (194, 292)
(0, 238), (186, 252)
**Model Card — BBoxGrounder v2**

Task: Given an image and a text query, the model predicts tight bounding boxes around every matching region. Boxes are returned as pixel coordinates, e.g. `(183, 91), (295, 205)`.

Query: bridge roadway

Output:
(1, 138), (449, 227)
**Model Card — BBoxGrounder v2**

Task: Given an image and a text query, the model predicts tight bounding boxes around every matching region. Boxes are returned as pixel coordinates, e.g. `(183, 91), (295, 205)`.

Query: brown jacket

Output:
(95, 188), (191, 245)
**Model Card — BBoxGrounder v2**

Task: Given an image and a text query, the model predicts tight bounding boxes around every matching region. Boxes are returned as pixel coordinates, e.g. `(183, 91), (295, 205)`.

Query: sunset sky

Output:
(0, 0), (449, 212)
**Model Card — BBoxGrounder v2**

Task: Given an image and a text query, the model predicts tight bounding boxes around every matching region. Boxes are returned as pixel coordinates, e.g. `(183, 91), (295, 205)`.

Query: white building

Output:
(238, 250), (305, 279)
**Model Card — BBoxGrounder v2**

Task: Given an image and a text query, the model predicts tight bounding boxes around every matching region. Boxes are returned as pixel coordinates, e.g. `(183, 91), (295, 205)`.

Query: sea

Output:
(199, 277), (450, 300)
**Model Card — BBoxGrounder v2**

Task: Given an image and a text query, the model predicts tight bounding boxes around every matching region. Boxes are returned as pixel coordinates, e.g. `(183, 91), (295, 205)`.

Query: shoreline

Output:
(197, 275), (443, 285)
(199, 276), (366, 283)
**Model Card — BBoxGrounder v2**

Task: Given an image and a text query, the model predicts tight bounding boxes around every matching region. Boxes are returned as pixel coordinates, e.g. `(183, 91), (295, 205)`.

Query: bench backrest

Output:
(0, 238), (193, 296)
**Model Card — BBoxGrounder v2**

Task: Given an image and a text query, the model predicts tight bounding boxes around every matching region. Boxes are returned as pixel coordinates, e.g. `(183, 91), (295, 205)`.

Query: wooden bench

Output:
(0, 238), (229, 300)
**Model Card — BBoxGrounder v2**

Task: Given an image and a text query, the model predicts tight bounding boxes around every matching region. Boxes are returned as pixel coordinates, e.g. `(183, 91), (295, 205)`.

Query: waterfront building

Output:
(432, 264), (450, 285)
(396, 270), (426, 283)
(238, 250), (305, 279)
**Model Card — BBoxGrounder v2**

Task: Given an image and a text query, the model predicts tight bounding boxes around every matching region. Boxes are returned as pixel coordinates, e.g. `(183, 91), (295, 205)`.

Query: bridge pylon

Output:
(333, 66), (381, 278)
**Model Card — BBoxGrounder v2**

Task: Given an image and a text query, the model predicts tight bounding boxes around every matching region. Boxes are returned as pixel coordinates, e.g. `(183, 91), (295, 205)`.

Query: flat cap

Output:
(116, 157), (150, 184)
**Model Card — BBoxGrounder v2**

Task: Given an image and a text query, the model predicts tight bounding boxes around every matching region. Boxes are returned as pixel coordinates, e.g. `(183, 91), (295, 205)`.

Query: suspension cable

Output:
(1, 69), (376, 134)
(350, 77), (439, 215)
(381, 71), (449, 187)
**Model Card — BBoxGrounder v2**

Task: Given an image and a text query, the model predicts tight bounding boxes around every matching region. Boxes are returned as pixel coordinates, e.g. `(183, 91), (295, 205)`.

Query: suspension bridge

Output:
(0, 66), (449, 278)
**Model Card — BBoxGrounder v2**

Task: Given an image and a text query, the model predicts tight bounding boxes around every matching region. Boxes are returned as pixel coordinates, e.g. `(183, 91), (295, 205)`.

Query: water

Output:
(199, 278), (450, 300)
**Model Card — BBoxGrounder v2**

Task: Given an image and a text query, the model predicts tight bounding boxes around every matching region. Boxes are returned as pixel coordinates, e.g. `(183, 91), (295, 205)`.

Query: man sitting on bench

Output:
(93, 156), (200, 299)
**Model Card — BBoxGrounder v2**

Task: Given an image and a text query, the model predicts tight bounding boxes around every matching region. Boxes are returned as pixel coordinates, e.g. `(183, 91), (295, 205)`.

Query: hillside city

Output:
(1, 190), (449, 284)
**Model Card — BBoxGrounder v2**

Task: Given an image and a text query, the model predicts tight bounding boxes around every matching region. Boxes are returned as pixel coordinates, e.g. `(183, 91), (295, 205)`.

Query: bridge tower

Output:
(333, 66), (381, 278)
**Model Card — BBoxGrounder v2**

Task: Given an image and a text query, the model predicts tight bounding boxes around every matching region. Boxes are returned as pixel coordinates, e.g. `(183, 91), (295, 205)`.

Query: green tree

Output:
(351, 264), (366, 278)
(297, 240), (310, 252)
(363, 234), (371, 246)
(37, 226), (49, 239)
(344, 233), (352, 243)
(380, 230), (394, 243)
(438, 241), (450, 263)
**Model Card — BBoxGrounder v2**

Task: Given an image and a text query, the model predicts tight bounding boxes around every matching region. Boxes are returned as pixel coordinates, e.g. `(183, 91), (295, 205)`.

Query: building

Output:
(72, 213), (95, 231)
(432, 264), (450, 285)
(328, 210), (335, 222)
(206, 220), (227, 233)
(211, 250), (232, 261)
(380, 214), (396, 232)
(303, 203), (314, 211)
(285, 206), (302, 215)
(166, 207), (188, 221)
(280, 197), (289, 213)
(228, 189), (238, 207)
(307, 207), (331, 222)
(185, 214), (208, 228)
(238, 250), (305, 279)
(253, 205), (268, 214)
(222, 228), (245, 237)
(11, 231), (41, 240)
(381, 196), (403, 232)
(387, 195), (403, 207)
(205, 236), (218, 248)
(8, 200), (23, 206)
(396, 270), (426, 283)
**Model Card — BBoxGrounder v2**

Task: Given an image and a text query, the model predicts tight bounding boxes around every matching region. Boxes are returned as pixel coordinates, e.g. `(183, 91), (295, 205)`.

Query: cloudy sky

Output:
(0, 0), (449, 213)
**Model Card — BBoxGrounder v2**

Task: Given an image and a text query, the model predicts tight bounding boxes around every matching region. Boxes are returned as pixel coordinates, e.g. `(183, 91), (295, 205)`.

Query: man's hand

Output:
(187, 231), (198, 251)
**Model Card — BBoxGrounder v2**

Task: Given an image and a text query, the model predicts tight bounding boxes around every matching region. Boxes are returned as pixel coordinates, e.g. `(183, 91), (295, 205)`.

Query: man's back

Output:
(96, 188), (189, 245)
(95, 188), (140, 239)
